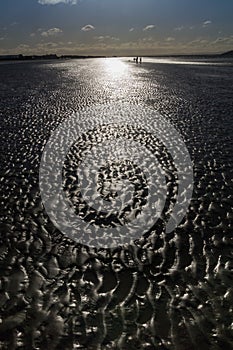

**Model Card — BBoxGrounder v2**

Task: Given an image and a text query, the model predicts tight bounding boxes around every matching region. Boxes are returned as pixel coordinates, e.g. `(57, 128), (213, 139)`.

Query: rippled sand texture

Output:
(0, 58), (233, 349)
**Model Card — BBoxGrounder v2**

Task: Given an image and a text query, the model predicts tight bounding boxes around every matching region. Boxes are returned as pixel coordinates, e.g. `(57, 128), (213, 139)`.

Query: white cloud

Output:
(95, 36), (104, 41)
(203, 20), (212, 27)
(38, 0), (77, 4)
(129, 28), (134, 32)
(174, 26), (184, 31)
(143, 25), (155, 31)
(37, 42), (58, 48)
(17, 44), (30, 50)
(81, 25), (95, 32)
(212, 36), (233, 45)
(141, 37), (153, 42)
(41, 28), (63, 37)
(95, 36), (119, 41)
(188, 38), (208, 45)
(166, 37), (175, 42)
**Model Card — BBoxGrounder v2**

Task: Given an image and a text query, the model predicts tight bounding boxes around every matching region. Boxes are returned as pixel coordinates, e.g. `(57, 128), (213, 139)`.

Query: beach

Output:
(0, 57), (233, 349)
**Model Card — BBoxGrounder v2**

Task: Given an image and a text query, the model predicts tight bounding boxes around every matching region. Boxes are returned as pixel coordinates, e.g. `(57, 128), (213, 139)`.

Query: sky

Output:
(0, 0), (233, 56)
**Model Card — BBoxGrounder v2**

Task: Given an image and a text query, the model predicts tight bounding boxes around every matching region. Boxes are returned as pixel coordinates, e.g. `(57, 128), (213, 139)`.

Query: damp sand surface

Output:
(0, 57), (233, 349)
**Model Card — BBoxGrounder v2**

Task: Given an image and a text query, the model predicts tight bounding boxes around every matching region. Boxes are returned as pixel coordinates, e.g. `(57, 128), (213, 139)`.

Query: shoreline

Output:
(0, 50), (232, 62)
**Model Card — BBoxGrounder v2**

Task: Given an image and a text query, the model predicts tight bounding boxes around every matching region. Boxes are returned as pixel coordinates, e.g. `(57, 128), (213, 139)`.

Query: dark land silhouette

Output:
(0, 50), (232, 61)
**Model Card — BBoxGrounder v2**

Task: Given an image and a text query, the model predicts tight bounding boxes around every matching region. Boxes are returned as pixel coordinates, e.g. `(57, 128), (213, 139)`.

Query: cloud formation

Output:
(212, 35), (233, 45)
(95, 36), (119, 41)
(166, 37), (175, 42)
(41, 28), (63, 37)
(38, 0), (77, 4)
(129, 28), (134, 32)
(174, 26), (184, 31)
(2, 33), (233, 57)
(203, 20), (212, 27)
(143, 25), (155, 31)
(81, 25), (95, 32)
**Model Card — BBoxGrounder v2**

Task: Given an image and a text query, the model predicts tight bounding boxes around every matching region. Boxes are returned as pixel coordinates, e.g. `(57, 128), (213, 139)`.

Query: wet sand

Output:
(0, 58), (233, 349)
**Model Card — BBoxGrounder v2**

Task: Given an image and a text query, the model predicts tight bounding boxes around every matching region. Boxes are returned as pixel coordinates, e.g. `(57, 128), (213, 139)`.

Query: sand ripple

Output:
(0, 58), (232, 349)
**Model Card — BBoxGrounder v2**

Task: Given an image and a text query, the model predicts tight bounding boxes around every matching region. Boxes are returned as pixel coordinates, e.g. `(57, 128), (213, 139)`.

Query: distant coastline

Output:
(0, 54), (107, 61)
(145, 50), (233, 59)
(0, 50), (232, 61)
(220, 50), (233, 57)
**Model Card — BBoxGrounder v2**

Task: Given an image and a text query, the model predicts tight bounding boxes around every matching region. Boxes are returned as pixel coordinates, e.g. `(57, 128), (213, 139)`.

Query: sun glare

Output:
(104, 58), (129, 78)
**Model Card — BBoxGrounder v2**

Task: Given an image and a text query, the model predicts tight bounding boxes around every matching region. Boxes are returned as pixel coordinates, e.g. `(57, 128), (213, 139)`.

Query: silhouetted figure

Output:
(136, 56), (138, 64)
(140, 57), (142, 64)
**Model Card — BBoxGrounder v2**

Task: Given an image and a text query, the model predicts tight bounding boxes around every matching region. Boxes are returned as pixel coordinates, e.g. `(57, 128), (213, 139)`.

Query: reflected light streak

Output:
(104, 58), (129, 78)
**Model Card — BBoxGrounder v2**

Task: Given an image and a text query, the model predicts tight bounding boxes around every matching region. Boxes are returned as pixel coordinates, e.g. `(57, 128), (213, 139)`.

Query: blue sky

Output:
(0, 0), (233, 55)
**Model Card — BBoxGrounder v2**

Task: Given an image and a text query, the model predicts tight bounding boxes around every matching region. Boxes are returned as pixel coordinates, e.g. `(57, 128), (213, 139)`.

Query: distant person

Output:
(136, 56), (138, 64)
(140, 57), (142, 64)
